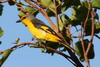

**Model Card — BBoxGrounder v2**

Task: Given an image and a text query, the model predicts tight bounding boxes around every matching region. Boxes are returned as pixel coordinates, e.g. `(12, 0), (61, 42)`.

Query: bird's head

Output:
(16, 14), (35, 25)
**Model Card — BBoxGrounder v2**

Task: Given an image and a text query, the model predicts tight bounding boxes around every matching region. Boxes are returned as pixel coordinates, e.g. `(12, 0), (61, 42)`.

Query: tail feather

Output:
(59, 41), (76, 52)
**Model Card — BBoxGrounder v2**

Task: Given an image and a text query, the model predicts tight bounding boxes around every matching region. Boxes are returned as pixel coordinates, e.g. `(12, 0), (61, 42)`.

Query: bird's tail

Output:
(60, 41), (76, 52)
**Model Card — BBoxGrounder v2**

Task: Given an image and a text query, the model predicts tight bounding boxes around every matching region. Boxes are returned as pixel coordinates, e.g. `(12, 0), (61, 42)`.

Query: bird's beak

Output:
(16, 19), (21, 23)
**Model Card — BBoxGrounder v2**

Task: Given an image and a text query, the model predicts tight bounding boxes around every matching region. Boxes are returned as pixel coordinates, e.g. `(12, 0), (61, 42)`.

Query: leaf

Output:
(92, 0), (100, 9)
(84, 21), (100, 35)
(70, 2), (89, 26)
(0, 41), (1, 44)
(18, 2), (25, 6)
(57, 14), (68, 31)
(75, 39), (95, 62)
(46, 9), (55, 17)
(40, 0), (55, 13)
(95, 22), (100, 33)
(72, 0), (81, 6)
(61, 13), (69, 25)
(8, 1), (15, 6)
(14, 38), (20, 44)
(37, 41), (61, 55)
(0, 49), (13, 66)
(61, 0), (80, 11)
(0, 4), (4, 16)
(45, 41), (60, 55)
(25, 6), (38, 15)
(18, 11), (25, 17)
(18, 6), (38, 17)
(0, 27), (4, 38)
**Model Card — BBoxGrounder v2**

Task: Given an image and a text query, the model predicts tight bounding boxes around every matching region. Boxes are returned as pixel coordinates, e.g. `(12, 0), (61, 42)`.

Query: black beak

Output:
(16, 19), (21, 23)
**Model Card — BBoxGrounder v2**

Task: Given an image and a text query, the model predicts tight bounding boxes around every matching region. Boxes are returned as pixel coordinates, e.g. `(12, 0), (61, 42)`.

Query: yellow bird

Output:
(17, 14), (75, 51)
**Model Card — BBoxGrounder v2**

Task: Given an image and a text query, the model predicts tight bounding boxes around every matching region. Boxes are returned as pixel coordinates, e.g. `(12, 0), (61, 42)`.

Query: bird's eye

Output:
(20, 16), (26, 20)
(22, 16), (26, 19)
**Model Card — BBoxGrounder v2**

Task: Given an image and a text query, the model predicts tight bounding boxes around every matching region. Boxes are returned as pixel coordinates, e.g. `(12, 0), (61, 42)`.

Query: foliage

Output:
(0, 49), (13, 67)
(0, 0), (100, 67)
(75, 39), (95, 62)
(0, 4), (3, 16)
(0, 27), (3, 38)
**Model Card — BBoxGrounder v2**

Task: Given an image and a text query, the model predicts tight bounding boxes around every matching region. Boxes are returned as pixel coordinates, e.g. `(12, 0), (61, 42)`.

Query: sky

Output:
(0, 2), (100, 67)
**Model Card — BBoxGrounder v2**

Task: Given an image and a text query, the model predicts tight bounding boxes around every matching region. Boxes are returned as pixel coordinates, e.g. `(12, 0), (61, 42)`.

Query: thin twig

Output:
(0, 0), (9, 3)
(83, 1), (91, 33)
(82, 0), (91, 67)
(53, 0), (60, 33)
(56, 0), (64, 7)
(81, 23), (86, 60)
(13, 1), (28, 14)
(95, 35), (100, 39)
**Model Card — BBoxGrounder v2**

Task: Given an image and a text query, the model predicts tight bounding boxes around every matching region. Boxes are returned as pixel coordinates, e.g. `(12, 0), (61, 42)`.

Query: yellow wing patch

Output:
(41, 26), (55, 34)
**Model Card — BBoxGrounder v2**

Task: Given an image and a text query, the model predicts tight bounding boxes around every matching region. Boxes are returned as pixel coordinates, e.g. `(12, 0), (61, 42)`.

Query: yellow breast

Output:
(22, 18), (60, 42)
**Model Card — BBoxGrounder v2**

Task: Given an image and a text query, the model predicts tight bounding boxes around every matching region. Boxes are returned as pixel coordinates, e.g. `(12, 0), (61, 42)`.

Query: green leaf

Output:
(75, 39), (95, 62)
(72, 0), (81, 6)
(47, 9), (55, 17)
(0, 49), (13, 66)
(92, 0), (100, 9)
(95, 22), (100, 33)
(45, 41), (60, 55)
(25, 6), (38, 15)
(0, 4), (4, 16)
(95, 13), (99, 20)
(57, 14), (69, 31)
(61, 0), (81, 11)
(18, 2), (25, 6)
(95, 22), (100, 29)
(8, 1), (15, 6)
(84, 21), (100, 35)
(18, 11), (25, 17)
(70, 2), (89, 26)
(0, 27), (4, 38)
(18, 6), (38, 17)
(61, 14), (69, 25)
(14, 38), (20, 44)
(57, 20), (64, 31)
(37, 41), (61, 55)
(40, 0), (55, 13)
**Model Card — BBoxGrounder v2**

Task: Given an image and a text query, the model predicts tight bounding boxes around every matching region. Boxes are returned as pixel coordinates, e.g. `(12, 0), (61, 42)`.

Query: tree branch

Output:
(11, 42), (77, 66)
(86, 10), (95, 55)
(0, 0), (9, 3)
(53, 0), (60, 33)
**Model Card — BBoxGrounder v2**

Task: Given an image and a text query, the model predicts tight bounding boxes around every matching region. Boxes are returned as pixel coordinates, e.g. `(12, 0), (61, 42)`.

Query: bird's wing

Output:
(33, 22), (57, 36)
(31, 17), (60, 38)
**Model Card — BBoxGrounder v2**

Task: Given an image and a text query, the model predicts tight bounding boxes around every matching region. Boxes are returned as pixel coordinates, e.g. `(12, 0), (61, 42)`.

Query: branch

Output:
(53, 0), (60, 33)
(11, 42), (77, 66)
(83, 0), (91, 33)
(95, 34), (100, 39)
(56, 0), (64, 7)
(13, 1), (28, 14)
(86, 10), (95, 54)
(83, 0), (91, 67)
(11, 42), (70, 59)
(0, 0), (9, 3)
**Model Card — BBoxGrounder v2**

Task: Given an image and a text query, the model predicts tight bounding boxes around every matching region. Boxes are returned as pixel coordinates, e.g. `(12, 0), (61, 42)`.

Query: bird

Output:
(17, 14), (75, 51)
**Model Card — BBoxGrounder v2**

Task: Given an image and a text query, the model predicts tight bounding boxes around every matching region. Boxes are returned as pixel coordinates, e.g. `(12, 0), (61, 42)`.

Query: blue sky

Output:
(0, 2), (100, 67)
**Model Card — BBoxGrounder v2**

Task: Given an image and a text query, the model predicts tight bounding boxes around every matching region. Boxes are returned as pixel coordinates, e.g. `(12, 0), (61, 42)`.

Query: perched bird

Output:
(17, 14), (75, 51)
